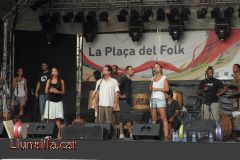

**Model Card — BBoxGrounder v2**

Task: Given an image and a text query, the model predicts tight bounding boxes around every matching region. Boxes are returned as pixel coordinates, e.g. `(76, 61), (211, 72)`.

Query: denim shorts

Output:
(150, 98), (166, 109)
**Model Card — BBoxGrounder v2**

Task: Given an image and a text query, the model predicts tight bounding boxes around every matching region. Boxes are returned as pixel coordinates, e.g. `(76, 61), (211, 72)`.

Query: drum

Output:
(88, 91), (119, 111)
(173, 90), (183, 110)
(220, 113), (232, 141)
(133, 93), (150, 110)
(14, 121), (28, 138)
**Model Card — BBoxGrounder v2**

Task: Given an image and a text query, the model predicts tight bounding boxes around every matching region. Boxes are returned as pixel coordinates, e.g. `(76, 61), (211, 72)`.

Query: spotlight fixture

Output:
(156, 8), (165, 21)
(39, 13), (56, 44)
(215, 18), (230, 41)
(180, 7), (191, 21)
(211, 7), (221, 19)
(197, 8), (208, 19)
(62, 12), (74, 23)
(86, 11), (97, 21)
(117, 9), (128, 22)
(167, 7), (180, 21)
(224, 7), (234, 19)
(129, 9), (143, 42)
(31, 0), (49, 11)
(142, 8), (153, 22)
(129, 21), (143, 42)
(99, 11), (108, 22)
(169, 19), (184, 42)
(83, 11), (98, 43)
(74, 11), (84, 23)
(50, 12), (61, 24)
(130, 9), (140, 20)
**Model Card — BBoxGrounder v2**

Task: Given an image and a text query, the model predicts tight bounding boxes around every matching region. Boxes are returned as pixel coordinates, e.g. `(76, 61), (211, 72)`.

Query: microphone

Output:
(102, 74), (105, 78)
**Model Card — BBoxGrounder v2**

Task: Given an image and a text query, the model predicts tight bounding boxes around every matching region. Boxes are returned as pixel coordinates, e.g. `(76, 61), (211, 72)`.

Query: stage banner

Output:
(83, 30), (240, 81)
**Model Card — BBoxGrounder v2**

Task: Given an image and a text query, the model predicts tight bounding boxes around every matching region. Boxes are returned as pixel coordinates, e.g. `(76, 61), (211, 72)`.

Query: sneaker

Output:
(119, 134), (125, 140)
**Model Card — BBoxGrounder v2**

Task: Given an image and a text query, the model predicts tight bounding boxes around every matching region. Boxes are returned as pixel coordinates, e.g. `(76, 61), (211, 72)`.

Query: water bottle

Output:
(192, 131), (197, 142)
(182, 131), (187, 142)
(172, 131), (176, 142)
(209, 131), (214, 143)
(175, 130), (179, 142)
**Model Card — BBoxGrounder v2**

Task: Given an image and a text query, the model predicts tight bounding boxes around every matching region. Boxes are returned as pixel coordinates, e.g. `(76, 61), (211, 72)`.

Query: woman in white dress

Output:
(44, 67), (65, 138)
(149, 63), (169, 140)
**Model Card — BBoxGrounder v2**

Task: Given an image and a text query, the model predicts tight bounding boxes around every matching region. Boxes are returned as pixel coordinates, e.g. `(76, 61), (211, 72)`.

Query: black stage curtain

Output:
(15, 30), (76, 123)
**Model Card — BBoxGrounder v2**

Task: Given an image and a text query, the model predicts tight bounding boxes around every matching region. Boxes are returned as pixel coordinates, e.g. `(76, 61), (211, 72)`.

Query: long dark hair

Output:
(49, 67), (62, 90)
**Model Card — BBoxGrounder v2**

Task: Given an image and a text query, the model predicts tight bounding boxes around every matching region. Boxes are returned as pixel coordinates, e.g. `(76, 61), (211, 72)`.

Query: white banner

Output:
(83, 30), (240, 80)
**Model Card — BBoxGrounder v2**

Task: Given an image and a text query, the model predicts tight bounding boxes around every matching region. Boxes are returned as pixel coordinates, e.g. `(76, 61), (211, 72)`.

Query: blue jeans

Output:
(39, 94), (47, 115)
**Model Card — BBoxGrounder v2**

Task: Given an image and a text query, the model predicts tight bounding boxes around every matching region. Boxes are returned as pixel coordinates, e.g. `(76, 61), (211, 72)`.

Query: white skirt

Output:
(43, 100), (64, 119)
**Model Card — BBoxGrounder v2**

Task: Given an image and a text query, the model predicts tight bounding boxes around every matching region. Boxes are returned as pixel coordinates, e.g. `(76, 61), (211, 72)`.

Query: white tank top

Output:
(14, 78), (26, 97)
(151, 75), (166, 100)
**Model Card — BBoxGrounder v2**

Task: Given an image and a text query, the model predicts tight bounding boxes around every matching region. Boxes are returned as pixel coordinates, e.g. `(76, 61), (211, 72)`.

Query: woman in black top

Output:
(44, 67), (65, 138)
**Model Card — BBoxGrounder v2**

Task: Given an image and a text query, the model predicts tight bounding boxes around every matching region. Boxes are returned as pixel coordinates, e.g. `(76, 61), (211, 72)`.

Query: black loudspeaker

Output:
(0, 122), (7, 138)
(27, 122), (58, 138)
(85, 123), (114, 139)
(61, 126), (108, 140)
(183, 119), (215, 132)
(132, 123), (163, 140)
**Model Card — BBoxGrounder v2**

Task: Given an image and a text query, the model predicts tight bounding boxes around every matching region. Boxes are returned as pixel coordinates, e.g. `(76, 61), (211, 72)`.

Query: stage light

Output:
(99, 11), (108, 22)
(224, 7), (234, 19)
(142, 8), (153, 22)
(156, 8), (165, 21)
(211, 7), (221, 19)
(86, 11), (97, 21)
(129, 10), (143, 42)
(168, 7), (179, 21)
(180, 7), (191, 21)
(83, 11), (98, 43)
(130, 9), (140, 20)
(74, 11), (84, 23)
(39, 13), (56, 44)
(215, 18), (230, 41)
(197, 8), (208, 19)
(50, 12), (61, 24)
(117, 9), (128, 22)
(169, 19), (184, 42)
(31, 0), (49, 11)
(62, 12), (74, 23)
(129, 24), (143, 42)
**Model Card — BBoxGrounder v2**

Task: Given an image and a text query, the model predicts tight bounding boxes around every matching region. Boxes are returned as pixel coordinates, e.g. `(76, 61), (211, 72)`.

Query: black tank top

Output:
(48, 81), (62, 102)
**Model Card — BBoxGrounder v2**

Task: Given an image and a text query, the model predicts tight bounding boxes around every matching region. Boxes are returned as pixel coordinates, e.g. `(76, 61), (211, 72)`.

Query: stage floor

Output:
(1, 138), (240, 160)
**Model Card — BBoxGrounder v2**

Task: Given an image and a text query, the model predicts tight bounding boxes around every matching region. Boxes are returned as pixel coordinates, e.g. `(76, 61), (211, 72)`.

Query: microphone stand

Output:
(92, 76), (104, 124)
(149, 67), (155, 124)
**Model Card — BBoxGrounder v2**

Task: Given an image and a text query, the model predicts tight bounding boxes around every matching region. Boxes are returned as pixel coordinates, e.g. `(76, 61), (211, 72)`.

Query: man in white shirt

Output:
(93, 65), (119, 123)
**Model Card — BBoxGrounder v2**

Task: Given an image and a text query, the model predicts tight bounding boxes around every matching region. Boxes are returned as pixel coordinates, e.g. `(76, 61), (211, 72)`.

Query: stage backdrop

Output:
(83, 30), (240, 81)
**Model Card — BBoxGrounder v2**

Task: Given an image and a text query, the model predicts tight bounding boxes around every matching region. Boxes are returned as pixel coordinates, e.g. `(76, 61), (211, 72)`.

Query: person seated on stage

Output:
(165, 90), (181, 139)
(232, 64), (240, 90)
(197, 66), (227, 121)
(111, 65), (121, 81)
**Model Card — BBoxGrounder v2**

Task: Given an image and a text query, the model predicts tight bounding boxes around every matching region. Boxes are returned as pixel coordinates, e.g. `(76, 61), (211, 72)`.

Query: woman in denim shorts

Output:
(150, 63), (169, 140)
